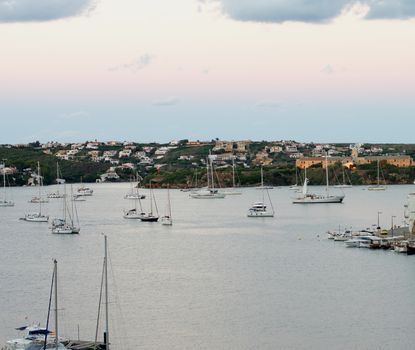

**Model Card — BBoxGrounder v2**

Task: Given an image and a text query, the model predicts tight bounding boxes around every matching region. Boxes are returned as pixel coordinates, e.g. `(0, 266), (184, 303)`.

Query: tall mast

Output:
(261, 166), (265, 204)
(168, 185), (172, 218)
(206, 158), (210, 189)
(377, 159), (380, 186)
(38, 162), (42, 215)
(2, 160), (6, 200)
(232, 157), (236, 188)
(54, 260), (59, 350)
(104, 235), (109, 350)
(325, 153), (329, 197)
(149, 181), (153, 215)
(209, 155), (215, 191)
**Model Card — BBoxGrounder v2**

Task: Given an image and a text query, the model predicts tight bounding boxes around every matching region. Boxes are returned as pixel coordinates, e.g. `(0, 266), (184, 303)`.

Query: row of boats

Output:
(327, 228), (415, 255)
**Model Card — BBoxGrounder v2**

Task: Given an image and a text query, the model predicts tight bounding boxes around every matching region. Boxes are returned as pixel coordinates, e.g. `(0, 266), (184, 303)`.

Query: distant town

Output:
(1, 139), (414, 187)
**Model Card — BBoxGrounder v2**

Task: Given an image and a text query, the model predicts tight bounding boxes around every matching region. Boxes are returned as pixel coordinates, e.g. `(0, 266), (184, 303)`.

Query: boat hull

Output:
(293, 196), (344, 204)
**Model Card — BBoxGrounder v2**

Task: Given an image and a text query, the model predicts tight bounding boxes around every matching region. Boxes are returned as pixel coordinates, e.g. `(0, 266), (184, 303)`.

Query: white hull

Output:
(52, 226), (80, 234)
(124, 194), (146, 200)
(0, 200), (14, 207)
(161, 216), (173, 225)
(222, 189), (242, 195)
(334, 185), (352, 188)
(368, 186), (386, 191)
(247, 211), (274, 217)
(23, 214), (49, 222)
(293, 195), (344, 204)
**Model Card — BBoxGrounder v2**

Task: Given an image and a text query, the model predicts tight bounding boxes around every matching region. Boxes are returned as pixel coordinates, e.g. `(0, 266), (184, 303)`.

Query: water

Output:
(1, 183), (415, 350)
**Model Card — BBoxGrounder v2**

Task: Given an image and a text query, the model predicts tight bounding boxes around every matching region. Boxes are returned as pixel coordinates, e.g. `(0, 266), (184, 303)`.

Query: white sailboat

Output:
(23, 162), (49, 222)
(289, 167), (300, 191)
(28, 162), (49, 203)
(140, 181), (159, 221)
(4, 260), (67, 350)
(247, 167), (275, 217)
(124, 175), (145, 200)
(0, 161), (14, 207)
(161, 186), (173, 225)
(368, 159), (386, 191)
(77, 177), (93, 196)
(123, 191), (146, 219)
(51, 185), (80, 234)
(223, 157), (242, 195)
(255, 166), (273, 190)
(334, 166), (352, 188)
(293, 154), (345, 204)
(190, 157), (226, 199)
(48, 162), (66, 198)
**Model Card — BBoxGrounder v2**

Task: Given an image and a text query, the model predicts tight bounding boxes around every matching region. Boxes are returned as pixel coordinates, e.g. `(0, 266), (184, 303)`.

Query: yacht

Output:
(248, 167), (275, 217)
(140, 181), (159, 222)
(51, 186), (80, 234)
(47, 163), (66, 199)
(222, 157), (242, 195)
(293, 154), (345, 204)
(23, 163), (49, 222)
(190, 157), (226, 199)
(161, 186), (173, 225)
(368, 159), (386, 191)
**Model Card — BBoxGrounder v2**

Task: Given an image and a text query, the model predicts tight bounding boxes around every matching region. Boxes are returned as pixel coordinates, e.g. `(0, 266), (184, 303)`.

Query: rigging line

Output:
(95, 259), (105, 345)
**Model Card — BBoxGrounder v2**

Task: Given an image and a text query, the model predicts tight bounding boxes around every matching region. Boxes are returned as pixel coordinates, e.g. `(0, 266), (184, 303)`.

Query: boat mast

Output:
(232, 157), (236, 188)
(38, 162), (42, 215)
(377, 159), (380, 186)
(104, 235), (109, 350)
(210, 156), (215, 191)
(54, 260), (59, 350)
(325, 153), (329, 197)
(167, 185), (172, 218)
(206, 158), (210, 189)
(149, 180), (153, 215)
(2, 160), (5, 201)
(261, 166), (265, 204)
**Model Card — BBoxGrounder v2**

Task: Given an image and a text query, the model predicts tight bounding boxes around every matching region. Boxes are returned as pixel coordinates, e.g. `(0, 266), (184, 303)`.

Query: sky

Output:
(1, 0), (415, 144)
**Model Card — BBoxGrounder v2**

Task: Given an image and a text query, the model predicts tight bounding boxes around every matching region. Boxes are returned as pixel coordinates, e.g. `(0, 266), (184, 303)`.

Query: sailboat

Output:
(368, 159), (386, 191)
(51, 185), (80, 234)
(140, 180), (159, 222)
(161, 186), (173, 225)
(334, 166), (352, 188)
(255, 166), (273, 190)
(248, 166), (275, 217)
(223, 157), (242, 195)
(190, 157), (226, 199)
(293, 154), (345, 204)
(289, 167), (300, 191)
(123, 192), (146, 219)
(124, 175), (145, 200)
(29, 162), (49, 203)
(23, 163), (49, 222)
(48, 163), (66, 198)
(0, 161), (14, 207)
(4, 260), (67, 350)
(77, 177), (93, 196)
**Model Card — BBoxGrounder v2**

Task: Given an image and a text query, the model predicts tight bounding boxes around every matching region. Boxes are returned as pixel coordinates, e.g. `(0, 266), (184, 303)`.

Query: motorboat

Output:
(247, 202), (274, 217)
(22, 212), (49, 223)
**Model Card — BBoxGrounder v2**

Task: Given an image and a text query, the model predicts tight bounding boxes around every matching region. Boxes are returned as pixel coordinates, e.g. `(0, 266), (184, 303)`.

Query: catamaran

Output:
(248, 166), (274, 217)
(293, 154), (345, 204)
(0, 161), (14, 207)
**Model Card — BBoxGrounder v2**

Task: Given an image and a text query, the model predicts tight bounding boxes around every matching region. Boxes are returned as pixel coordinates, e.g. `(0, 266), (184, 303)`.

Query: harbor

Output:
(1, 183), (415, 349)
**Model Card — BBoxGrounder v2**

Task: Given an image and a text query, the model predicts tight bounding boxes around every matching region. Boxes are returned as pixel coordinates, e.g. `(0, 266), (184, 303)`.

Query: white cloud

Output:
(0, 0), (97, 23)
(152, 97), (179, 106)
(59, 110), (90, 120)
(108, 54), (155, 73)
(202, 0), (415, 23)
(321, 64), (334, 75)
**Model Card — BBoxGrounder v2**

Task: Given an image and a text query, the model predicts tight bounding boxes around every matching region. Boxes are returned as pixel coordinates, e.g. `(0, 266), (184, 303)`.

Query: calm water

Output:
(1, 183), (415, 350)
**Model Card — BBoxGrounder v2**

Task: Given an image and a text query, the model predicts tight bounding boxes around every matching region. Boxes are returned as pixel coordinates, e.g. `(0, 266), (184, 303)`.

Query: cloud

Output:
(58, 111), (91, 120)
(0, 0), (97, 23)
(255, 100), (281, 108)
(152, 97), (179, 106)
(321, 64), (334, 75)
(202, 0), (415, 23)
(108, 54), (155, 72)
